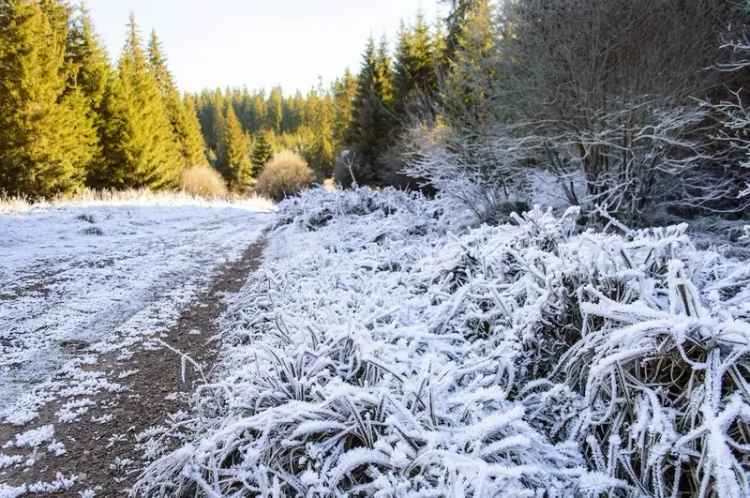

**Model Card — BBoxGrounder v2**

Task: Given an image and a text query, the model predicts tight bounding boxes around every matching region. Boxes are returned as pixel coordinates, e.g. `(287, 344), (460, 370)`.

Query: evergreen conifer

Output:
(251, 132), (273, 177)
(0, 0), (96, 198)
(148, 30), (207, 168)
(442, 0), (499, 128)
(216, 103), (251, 190)
(347, 36), (397, 181)
(94, 14), (182, 190)
(393, 13), (438, 122)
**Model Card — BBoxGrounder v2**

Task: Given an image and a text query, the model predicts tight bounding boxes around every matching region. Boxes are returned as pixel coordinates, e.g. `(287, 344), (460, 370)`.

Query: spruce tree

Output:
(0, 0), (96, 198)
(66, 4), (111, 111)
(393, 13), (438, 122)
(266, 87), (284, 133)
(443, 0), (480, 65)
(284, 91), (305, 133)
(333, 69), (358, 145)
(375, 37), (395, 107)
(205, 89), (226, 153)
(251, 132), (273, 177)
(95, 14), (182, 190)
(216, 103), (251, 190)
(194, 89), (217, 150)
(66, 3), (113, 185)
(38, 0), (69, 38)
(442, 0), (499, 129)
(148, 30), (207, 168)
(251, 92), (267, 133)
(347, 36), (397, 181)
(182, 94), (207, 162)
(211, 94), (227, 163)
(431, 17), (447, 75)
(305, 90), (336, 178)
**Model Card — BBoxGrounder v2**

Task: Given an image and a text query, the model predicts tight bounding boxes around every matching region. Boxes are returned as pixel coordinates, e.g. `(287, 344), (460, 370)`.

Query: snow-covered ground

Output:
(0, 197), (273, 425)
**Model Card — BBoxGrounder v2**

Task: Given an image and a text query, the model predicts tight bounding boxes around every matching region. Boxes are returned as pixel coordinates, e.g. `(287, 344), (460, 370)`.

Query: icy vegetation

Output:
(0, 188), (273, 215)
(135, 188), (750, 497)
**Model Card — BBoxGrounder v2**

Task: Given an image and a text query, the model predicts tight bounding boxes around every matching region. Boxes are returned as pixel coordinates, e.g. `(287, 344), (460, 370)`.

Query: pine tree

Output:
(432, 16), (448, 70)
(38, 0), (69, 38)
(393, 13), (438, 122)
(94, 14), (182, 190)
(148, 30), (207, 168)
(194, 89), (216, 151)
(207, 89), (226, 152)
(251, 132), (273, 177)
(216, 103), (251, 190)
(0, 0), (96, 198)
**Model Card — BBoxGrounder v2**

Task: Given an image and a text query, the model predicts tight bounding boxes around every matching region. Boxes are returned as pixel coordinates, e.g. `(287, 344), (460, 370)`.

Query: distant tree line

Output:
(0, 0), (479, 199)
(190, 73), (356, 184)
(190, 11), (447, 189)
(0, 0), (208, 198)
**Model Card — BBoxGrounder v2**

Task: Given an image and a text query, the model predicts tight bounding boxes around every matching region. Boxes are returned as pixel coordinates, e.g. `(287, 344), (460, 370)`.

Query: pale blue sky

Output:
(85, 0), (446, 94)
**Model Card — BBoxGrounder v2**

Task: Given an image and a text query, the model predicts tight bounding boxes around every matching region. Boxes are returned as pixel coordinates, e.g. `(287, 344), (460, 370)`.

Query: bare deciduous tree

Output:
(494, 0), (743, 220)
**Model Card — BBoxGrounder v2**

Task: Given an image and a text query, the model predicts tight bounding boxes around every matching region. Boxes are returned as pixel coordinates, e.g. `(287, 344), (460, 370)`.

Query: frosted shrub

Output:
(256, 150), (314, 201)
(559, 226), (750, 497)
(403, 124), (532, 224)
(135, 188), (750, 497)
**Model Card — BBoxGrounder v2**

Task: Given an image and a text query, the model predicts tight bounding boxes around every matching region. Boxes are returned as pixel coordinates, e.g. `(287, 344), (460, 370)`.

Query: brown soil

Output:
(0, 237), (266, 497)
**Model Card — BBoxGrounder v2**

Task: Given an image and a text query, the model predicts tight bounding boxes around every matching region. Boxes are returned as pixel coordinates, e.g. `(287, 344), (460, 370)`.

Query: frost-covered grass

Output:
(136, 188), (750, 497)
(0, 188), (274, 214)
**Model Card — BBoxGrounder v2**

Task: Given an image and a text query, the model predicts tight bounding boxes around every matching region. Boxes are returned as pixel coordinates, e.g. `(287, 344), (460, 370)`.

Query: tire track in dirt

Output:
(0, 237), (267, 497)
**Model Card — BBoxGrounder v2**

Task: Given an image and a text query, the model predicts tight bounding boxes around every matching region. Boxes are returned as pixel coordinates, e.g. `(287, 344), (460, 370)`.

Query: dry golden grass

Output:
(181, 165), (228, 199)
(255, 150), (314, 201)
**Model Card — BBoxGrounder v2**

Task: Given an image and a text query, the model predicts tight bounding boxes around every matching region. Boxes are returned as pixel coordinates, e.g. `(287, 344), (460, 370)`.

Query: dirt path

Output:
(0, 237), (266, 497)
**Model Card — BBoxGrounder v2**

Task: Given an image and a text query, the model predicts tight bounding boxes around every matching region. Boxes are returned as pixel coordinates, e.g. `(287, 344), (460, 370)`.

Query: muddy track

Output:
(0, 237), (267, 497)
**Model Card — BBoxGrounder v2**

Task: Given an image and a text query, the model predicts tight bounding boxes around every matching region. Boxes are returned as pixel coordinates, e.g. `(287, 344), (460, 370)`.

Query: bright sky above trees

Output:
(85, 0), (446, 93)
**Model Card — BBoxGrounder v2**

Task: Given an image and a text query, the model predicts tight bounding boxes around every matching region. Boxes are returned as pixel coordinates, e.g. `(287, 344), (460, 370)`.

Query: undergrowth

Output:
(134, 188), (750, 498)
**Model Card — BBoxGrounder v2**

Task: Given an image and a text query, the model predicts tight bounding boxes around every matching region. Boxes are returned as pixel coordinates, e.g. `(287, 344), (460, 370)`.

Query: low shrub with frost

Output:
(135, 188), (750, 497)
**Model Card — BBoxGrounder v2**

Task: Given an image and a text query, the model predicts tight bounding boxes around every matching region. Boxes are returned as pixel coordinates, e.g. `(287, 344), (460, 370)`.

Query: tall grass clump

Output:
(255, 150), (314, 201)
(180, 165), (228, 199)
